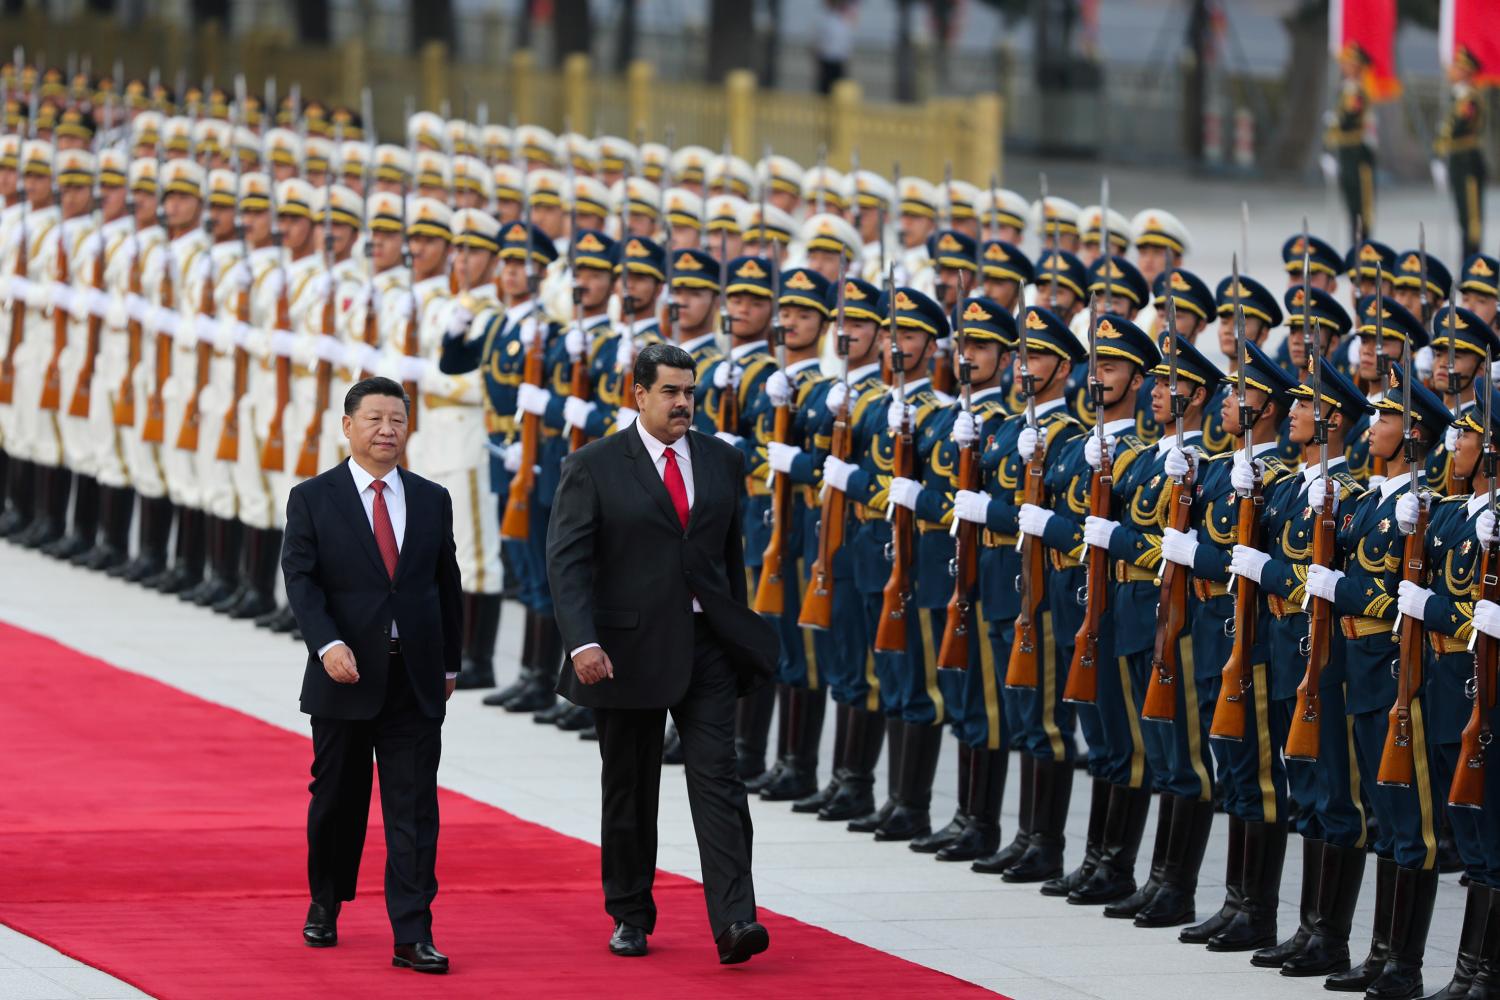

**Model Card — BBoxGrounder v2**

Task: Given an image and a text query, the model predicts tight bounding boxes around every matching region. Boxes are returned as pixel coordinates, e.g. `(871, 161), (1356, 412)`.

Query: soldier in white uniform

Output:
(893, 176), (938, 292)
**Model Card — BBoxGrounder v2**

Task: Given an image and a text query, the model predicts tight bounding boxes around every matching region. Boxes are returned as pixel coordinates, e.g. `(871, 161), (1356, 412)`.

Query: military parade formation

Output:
(2, 45), (1500, 1000)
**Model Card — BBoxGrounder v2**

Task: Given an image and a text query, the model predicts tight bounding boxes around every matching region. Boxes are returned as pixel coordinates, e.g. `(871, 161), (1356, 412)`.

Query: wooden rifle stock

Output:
(141, 261), (174, 444)
(175, 267), (216, 452)
(401, 301), (419, 438)
(502, 317), (546, 540)
(1210, 485), (1263, 741)
(1451, 540), (1498, 808)
(568, 343), (592, 452)
(259, 280), (293, 471)
(356, 285), (379, 380)
(38, 236), (68, 411)
(0, 221), (28, 405)
(798, 391), (851, 631)
(1286, 496), (1338, 760)
(716, 366), (739, 438)
(1142, 468), (1195, 722)
(67, 243), (107, 418)
(875, 411), (914, 652)
(294, 292), (336, 479)
(1007, 441), (1048, 686)
(1064, 463), (1112, 704)
(753, 397), (795, 615)
(937, 436), (979, 669)
(1378, 496), (1430, 787)
(215, 286), (252, 462)
(114, 249), (143, 426)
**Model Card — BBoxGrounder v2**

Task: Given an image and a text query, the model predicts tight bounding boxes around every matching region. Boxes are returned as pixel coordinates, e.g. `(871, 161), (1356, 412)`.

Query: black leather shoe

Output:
(392, 942), (448, 973)
(609, 921), (648, 957)
(302, 902), (338, 947)
(716, 920), (769, 965)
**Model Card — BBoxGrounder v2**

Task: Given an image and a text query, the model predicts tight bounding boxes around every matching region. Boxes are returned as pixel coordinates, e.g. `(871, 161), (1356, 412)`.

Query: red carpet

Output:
(0, 622), (998, 998)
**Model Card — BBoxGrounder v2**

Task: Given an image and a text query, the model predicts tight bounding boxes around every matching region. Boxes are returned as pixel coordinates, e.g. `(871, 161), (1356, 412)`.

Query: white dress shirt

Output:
(570, 421), (699, 661)
(319, 459), (456, 679)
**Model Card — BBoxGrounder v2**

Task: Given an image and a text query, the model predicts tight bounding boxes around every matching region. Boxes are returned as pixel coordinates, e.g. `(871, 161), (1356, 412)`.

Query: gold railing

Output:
(0, 12), (1003, 183)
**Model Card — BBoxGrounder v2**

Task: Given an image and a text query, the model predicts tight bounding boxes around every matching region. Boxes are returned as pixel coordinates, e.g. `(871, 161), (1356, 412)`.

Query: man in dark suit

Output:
(282, 376), (464, 974)
(547, 342), (780, 963)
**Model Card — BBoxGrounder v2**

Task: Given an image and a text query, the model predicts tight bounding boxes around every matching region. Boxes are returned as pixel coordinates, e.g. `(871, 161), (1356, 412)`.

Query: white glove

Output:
(262, 267), (285, 304)
(445, 303), (473, 338)
(50, 284), (76, 317)
(121, 234), (139, 266)
(226, 258), (253, 292)
(565, 324), (587, 360)
(952, 410), (978, 448)
(766, 370), (792, 407)
(1163, 446), (1190, 479)
(188, 254), (211, 289)
(1017, 502), (1053, 538)
(713, 362), (742, 391)
(419, 367), (458, 397)
(1017, 425), (1039, 462)
(822, 455), (856, 493)
(1085, 432), (1115, 471)
(83, 229), (105, 262)
(953, 489), (991, 525)
(1229, 544), (1270, 584)
(1307, 476), (1329, 513)
(886, 398), (915, 434)
(825, 379), (849, 415)
(1367, 475), (1387, 491)
(1305, 564), (1344, 602)
(516, 382), (550, 417)
(502, 440), (523, 473)
(1395, 492), (1420, 534)
(1473, 599), (1500, 639)
(518, 316), (540, 348)
(291, 337), (319, 369)
(211, 318), (237, 353)
(305, 271), (332, 305)
(1320, 152), (1339, 183)
(1083, 515), (1118, 549)
(1396, 579), (1431, 622)
(768, 441), (802, 474)
(1445, 424), (1461, 452)
(563, 396), (597, 429)
(389, 293), (414, 324)
(888, 476), (921, 511)
(715, 430), (744, 448)
(614, 407), (638, 429)
(1231, 451), (1263, 493)
(1415, 345), (1434, 382)
(1480, 509), (1497, 545)
(126, 293), (150, 325)
(1431, 158), (1449, 192)
(1161, 526), (1200, 568)
(244, 326), (271, 360)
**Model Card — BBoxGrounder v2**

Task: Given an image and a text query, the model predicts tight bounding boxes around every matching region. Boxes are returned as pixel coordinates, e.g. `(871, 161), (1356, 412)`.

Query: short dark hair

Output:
(634, 342), (696, 391)
(344, 376), (410, 416)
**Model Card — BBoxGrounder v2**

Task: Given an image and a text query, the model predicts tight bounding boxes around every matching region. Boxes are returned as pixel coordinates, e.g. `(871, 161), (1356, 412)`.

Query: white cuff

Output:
(570, 642), (600, 660)
(316, 639), (345, 659)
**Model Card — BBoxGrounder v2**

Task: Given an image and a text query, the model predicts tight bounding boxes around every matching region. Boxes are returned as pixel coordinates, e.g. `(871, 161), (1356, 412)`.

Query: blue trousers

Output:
(1350, 705), (1439, 869)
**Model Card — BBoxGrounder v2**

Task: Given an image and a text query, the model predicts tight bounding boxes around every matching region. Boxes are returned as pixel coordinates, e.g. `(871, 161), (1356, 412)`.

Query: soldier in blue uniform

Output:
(1459, 252), (1499, 330)
(1148, 268), (1219, 452)
(1428, 306), (1497, 499)
(1276, 232), (1343, 380)
(979, 239), (1033, 314)
(664, 246), (725, 377)
(1303, 364), (1451, 998)
(1075, 335), (1223, 918)
(1072, 255), (1155, 442)
(1212, 276), (1289, 463)
(1035, 249), (1089, 324)
(1391, 248), (1451, 327)
(1154, 342), (1297, 935)
(820, 287), (950, 841)
(768, 276), (891, 821)
(1344, 296), (1430, 487)
(1455, 564), (1500, 1000)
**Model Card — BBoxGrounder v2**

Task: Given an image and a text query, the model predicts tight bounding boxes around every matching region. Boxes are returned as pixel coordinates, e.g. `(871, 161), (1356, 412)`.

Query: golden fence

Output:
(0, 11), (1003, 183)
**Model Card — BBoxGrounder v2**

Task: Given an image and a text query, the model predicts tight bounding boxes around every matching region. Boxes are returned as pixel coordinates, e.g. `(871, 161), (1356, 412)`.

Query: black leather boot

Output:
(1104, 793), (1174, 918)
(179, 514), (226, 603)
(848, 715), (900, 832)
(79, 485), (133, 569)
(910, 742), (970, 853)
(455, 593), (502, 689)
(115, 496), (169, 581)
(762, 686), (826, 802)
(195, 517), (243, 609)
(148, 505), (202, 593)
(938, 746), (1007, 862)
(795, 700), (848, 814)
(875, 723), (943, 842)
(227, 528), (281, 619)
(1207, 819), (1286, 952)
(823, 707), (883, 822)
(0, 456), (34, 536)
(748, 685), (793, 794)
(508, 613), (560, 713)
(1468, 884), (1500, 1000)
(1252, 836), (1323, 967)
(1069, 783), (1152, 905)
(1364, 865), (1438, 1000)
(485, 609), (537, 706)
(1418, 882), (1490, 999)
(213, 525), (258, 613)
(18, 465), (67, 548)
(1281, 840), (1366, 976)
(733, 683), (776, 783)
(973, 752), (1034, 874)
(1180, 814), (1245, 943)
(45, 472), (98, 559)
(1325, 854), (1396, 990)
(1044, 776), (1110, 897)
(1004, 758), (1074, 883)
(1135, 795), (1215, 927)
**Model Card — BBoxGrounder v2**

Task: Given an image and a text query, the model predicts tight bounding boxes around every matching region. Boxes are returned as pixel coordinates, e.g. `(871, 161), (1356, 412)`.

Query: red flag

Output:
(1330, 0), (1402, 102)
(1441, 0), (1500, 89)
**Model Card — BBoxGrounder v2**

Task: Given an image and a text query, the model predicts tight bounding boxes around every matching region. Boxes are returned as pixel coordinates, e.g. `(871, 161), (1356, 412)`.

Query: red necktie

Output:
(370, 480), (400, 578)
(662, 447), (690, 530)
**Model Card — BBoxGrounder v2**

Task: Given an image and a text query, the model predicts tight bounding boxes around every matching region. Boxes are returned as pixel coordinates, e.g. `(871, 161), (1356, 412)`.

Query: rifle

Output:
(502, 280), (546, 541)
(38, 190), (68, 413)
(215, 83), (250, 462)
(1287, 219), (1336, 762)
(1371, 245), (1388, 478)
(1442, 297), (1466, 494)
(356, 93), (380, 381)
(1210, 255), (1261, 741)
(875, 265), (913, 653)
(799, 273), (851, 631)
(142, 136), (173, 445)
(1141, 250), (1192, 722)
(0, 151), (31, 406)
(1452, 362), (1496, 808)
(560, 153), (591, 454)
(68, 88), (113, 420)
(660, 175), (678, 342)
(938, 304), (977, 670)
(1007, 271), (1046, 688)
(176, 105), (217, 454)
(931, 162), (956, 396)
(113, 181), (144, 427)
(714, 234), (738, 434)
(1064, 179), (1111, 705)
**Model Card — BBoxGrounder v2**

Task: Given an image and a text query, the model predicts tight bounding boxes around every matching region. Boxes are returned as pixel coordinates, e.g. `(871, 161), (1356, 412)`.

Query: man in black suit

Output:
(282, 376), (463, 974)
(547, 343), (780, 963)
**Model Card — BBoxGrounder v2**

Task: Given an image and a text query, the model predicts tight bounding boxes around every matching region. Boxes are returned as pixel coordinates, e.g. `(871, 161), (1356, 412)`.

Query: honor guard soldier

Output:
(1436, 46), (1488, 258)
(705, 195), (745, 262)
(1129, 209), (1191, 337)
(1392, 248), (1451, 325)
(892, 177), (938, 288)
(1151, 267), (1214, 343)
(564, 235), (663, 444)
(978, 240), (1032, 314)
(1328, 42), (1377, 244)
(845, 169), (894, 279)
(819, 286), (950, 842)
(1078, 204), (1132, 268)
(663, 247), (724, 376)
(662, 188), (705, 251)
(1214, 275), (1293, 465)
(1459, 253), (1499, 329)
(1302, 367), (1451, 997)
(1034, 250), (1088, 326)
(758, 154), (804, 216)
(1070, 255), (1152, 438)
(1032, 196), (1081, 254)
(1428, 306), (1498, 497)
(1345, 296), (1429, 485)
(975, 187), (1029, 248)
(1277, 233), (1345, 378)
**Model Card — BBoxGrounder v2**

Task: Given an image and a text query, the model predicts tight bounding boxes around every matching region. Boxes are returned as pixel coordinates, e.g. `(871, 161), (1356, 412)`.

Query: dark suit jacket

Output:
(283, 461), (464, 721)
(546, 426), (778, 710)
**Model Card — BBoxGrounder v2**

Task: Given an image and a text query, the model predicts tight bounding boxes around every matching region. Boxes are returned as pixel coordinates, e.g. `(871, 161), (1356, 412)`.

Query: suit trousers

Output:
(307, 650), (443, 945)
(591, 617), (757, 940)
